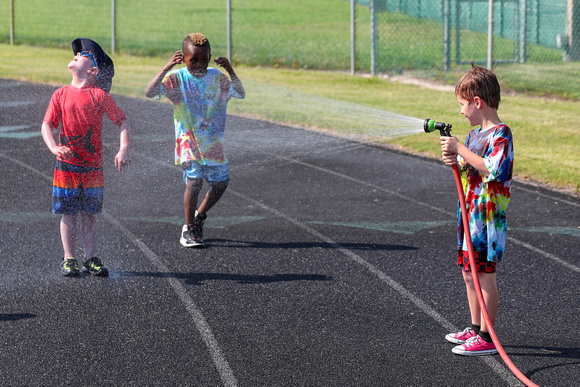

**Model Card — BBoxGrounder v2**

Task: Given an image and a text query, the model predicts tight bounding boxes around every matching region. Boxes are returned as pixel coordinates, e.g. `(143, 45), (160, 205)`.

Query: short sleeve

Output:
(483, 126), (513, 182)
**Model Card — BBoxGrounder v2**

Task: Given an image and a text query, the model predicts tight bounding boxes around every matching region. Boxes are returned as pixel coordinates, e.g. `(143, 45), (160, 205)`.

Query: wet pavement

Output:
(1, 79), (579, 386)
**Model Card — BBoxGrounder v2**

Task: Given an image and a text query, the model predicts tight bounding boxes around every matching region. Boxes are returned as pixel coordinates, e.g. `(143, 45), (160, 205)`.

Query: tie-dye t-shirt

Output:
(159, 67), (244, 165)
(456, 123), (514, 262)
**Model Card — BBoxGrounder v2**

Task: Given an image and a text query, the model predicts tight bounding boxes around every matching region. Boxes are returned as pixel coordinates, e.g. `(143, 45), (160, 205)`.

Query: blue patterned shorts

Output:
(182, 161), (229, 184)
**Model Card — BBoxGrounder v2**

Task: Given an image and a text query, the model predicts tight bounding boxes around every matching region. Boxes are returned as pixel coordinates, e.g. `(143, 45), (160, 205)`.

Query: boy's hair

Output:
(455, 64), (501, 109)
(183, 33), (211, 54)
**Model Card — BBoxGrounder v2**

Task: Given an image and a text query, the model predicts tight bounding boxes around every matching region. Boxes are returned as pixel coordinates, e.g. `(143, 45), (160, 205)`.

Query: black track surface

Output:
(1, 79), (578, 386)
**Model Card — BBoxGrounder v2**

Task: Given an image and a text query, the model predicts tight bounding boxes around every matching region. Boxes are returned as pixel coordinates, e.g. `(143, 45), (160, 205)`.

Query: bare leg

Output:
(478, 272), (498, 333)
(463, 270), (481, 326)
(184, 178), (204, 225)
(197, 180), (228, 215)
(60, 214), (78, 259)
(81, 211), (98, 260)
(463, 270), (498, 332)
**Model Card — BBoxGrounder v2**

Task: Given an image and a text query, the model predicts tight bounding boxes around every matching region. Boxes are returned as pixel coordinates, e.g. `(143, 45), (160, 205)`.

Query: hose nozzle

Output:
(424, 118), (452, 137)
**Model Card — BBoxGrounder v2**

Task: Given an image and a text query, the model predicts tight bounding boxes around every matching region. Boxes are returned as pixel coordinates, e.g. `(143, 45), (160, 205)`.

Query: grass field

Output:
(3, 1), (580, 99)
(1, 43), (578, 194)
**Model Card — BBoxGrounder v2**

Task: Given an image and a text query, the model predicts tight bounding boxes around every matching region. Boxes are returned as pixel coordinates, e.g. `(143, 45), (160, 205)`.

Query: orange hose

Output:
(452, 165), (538, 387)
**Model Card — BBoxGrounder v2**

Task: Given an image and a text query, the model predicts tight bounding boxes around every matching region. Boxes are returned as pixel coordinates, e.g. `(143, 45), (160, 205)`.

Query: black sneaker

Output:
(61, 258), (80, 277)
(180, 224), (205, 248)
(193, 211), (207, 240)
(82, 257), (109, 277)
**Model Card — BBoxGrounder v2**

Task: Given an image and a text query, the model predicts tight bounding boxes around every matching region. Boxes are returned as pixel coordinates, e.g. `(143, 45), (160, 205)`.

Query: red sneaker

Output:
(445, 327), (477, 344)
(452, 335), (498, 356)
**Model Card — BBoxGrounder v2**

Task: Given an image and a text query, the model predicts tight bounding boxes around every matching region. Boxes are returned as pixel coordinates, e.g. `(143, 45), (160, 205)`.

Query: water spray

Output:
(425, 118), (538, 387)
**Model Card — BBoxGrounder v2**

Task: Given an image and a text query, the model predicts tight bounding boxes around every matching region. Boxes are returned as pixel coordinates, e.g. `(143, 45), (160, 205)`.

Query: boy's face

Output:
(68, 52), (98, 79)
(183, 45), (211, 78)
(457, 95), (481, 127)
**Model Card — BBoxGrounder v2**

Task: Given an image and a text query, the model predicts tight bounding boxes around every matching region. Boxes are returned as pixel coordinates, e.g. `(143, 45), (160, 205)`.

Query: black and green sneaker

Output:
(82, 257), (109, 277)
(61, 258), (80, 277)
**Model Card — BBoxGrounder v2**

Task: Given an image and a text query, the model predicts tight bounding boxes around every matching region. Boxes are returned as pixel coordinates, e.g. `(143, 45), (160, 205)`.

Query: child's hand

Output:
(214, 57), (233, 73)
(52, 145), (73, 160)
(163, 50), (184, 71)
(440, 136), (460, 154)
(442, 151), (458, 166)
(115, 148), (131, 172)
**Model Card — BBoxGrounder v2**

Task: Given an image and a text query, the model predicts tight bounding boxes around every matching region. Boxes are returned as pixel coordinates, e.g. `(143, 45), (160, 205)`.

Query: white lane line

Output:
(0, 101), (35, 107)
(226, 189), (521, 387)
(507, 237), (580, 273)
(0, 151), (239, 387)
(285, 156), (580, 273)
(0, 81), (24, 88)
(515, 184), (580, 208)
(0, 125), (30, 132)
(103, 213), (239, 387)
(130, 150), (520, 386)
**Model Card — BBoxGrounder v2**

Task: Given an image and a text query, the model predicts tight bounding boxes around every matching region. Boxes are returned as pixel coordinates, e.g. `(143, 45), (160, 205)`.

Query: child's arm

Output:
(145, 50), (184, 99)
(214, 57), (245, 98)
(440, 136), (490, 176)
(114, 119), (131, 172)
(41, 122), (73, 160)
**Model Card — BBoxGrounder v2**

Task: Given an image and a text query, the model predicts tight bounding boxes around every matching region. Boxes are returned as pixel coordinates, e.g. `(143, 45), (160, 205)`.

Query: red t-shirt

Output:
(43, 84), (127, 168)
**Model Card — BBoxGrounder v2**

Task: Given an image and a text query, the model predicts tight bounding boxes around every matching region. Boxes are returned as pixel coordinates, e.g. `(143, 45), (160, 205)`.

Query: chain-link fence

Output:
(365, 0), (580, 98)
(367, 0), (572, 72)
(2, 0), (579, 98)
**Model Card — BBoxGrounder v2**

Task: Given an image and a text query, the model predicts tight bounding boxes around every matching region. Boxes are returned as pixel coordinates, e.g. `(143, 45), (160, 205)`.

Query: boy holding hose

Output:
(440, 65), (514, 356)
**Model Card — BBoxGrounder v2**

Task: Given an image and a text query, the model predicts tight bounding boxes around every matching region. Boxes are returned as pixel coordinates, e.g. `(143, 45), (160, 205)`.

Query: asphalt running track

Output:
(1, 79), (579, 386)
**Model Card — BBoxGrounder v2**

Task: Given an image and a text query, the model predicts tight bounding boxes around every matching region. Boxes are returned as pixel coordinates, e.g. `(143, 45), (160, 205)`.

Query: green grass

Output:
(1, 42), (578, 194)
(0, 0), (370, 70)
(2, 0), (579, 100)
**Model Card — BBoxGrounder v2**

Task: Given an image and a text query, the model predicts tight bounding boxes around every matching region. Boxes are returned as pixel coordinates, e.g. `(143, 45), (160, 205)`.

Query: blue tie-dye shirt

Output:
(159, 67), (244, 166)
(456, 123), (514, 262)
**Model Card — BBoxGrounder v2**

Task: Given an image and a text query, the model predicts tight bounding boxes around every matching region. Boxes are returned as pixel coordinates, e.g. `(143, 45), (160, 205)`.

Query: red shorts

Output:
(457, 250), (496, 273)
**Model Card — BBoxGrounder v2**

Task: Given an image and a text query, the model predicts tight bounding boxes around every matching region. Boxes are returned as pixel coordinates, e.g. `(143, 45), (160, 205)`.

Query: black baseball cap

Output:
(71, 38), (114, 93)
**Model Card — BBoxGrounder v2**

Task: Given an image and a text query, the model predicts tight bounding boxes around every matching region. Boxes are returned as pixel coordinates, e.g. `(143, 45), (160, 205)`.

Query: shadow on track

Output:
(0, 313), (37, 322)
(205, 238), (419, 251)
(117, 271), (333, 285)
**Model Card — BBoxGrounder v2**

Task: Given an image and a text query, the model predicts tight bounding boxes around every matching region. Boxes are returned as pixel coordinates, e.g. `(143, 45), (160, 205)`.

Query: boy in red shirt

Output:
(41, 38), (131, 277)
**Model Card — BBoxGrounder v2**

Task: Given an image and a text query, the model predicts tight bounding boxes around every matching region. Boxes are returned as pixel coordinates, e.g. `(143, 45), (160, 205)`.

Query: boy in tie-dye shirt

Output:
(440, 65), (514, 356)
(146, 33), (245, 248)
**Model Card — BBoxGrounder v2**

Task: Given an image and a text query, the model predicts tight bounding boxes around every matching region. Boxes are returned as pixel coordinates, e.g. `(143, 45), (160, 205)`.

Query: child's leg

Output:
(60, 213), (78, 258)
(184, 178), (204, 225)
(463, 270), (481, 326)
(463, 271), (498, 333)
(197, 180), (228, 215)
(478, 272), (498, 333)
(80, 211), (98, 260)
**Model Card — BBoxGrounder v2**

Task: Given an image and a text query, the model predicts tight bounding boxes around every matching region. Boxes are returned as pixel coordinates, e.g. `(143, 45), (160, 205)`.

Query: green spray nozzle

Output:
(423, 118), (452, 137)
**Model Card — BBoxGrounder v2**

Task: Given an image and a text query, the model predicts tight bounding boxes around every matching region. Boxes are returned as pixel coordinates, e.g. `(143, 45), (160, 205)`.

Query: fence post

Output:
(227, 0), (232, 60)
(487, 0), (494, 70)
(351, 0), (356, 75)
(443, 0), (451, 70)
(111, 0), (116, 54)
(519, 0), (527, 63)
(455, 0), (461, 65)
(567, 0), (580, 61)
(10, 0), (14, 45)
(370, 0), (376, 75)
